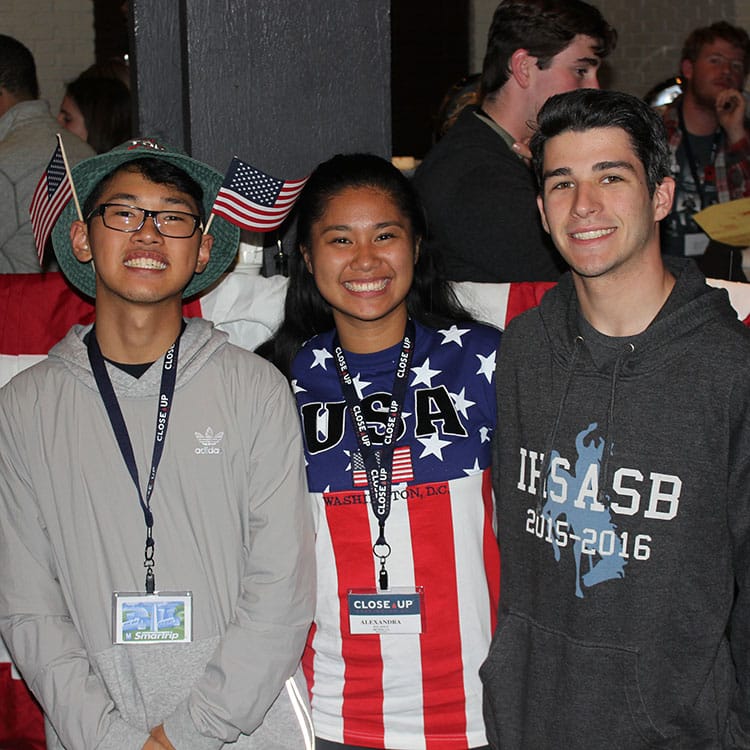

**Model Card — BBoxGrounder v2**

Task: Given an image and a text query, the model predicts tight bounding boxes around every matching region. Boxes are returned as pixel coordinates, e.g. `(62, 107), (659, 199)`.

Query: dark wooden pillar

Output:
(129, 0), (187, 151)
(129, 0), (390, 270)
(130, 0), (391, 176)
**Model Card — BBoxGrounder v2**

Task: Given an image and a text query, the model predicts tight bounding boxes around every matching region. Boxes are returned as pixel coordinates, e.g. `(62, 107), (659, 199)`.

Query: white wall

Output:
(0, 0), (95, 113)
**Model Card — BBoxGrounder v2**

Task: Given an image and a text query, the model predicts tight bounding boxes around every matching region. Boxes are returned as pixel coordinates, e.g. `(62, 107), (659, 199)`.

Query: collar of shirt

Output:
(474, 108), (525, 160)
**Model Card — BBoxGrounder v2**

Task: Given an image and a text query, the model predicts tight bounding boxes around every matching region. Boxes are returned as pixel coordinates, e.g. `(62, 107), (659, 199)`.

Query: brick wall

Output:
(736, 1), (750, 36)
(601, 0), (738, 96)
(470, 0), (749, 97)
(0, 0), (94, 113)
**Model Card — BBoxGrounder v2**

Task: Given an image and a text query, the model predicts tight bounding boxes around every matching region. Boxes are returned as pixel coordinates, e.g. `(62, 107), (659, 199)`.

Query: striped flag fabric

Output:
(0, 638), (45, 750)
(211, 158), (308, 233)
(352, 445), (414, 486)
(1, 274), (750, 391)
(29, 142), (72, 264)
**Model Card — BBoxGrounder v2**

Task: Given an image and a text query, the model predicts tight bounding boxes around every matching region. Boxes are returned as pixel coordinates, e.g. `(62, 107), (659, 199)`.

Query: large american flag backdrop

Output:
(2, 271), (750, 747)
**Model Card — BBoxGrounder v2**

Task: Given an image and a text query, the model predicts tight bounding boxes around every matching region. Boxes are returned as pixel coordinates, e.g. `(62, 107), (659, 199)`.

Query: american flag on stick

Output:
(210, 158), (308, 233)
(29, 135), (80, 264)
(352, 446), (414, 487)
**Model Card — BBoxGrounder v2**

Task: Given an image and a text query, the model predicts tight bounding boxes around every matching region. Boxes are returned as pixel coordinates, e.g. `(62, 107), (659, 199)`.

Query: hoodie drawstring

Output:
(597, 342), (635, 506)
(536, 336), (583, 511)
(537, 338), (635, 511)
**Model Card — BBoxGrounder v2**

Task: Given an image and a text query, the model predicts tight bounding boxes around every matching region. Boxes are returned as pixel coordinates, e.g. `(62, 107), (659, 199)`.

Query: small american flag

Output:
(29, 141), (72, 264)
(352, 446), (414, 487)
(212, 158), (308, 233)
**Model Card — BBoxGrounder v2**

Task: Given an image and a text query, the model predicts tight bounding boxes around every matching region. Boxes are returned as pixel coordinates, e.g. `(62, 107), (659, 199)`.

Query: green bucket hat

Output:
(50, 138), (240, 299)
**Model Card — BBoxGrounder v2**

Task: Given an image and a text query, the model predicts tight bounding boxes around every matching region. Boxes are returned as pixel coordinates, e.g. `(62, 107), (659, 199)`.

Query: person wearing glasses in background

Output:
(0, 139), (315, 750)
(660, 22), (750, 278)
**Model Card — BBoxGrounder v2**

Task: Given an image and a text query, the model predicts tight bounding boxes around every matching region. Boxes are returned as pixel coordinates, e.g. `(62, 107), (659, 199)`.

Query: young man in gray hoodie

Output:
(482, 89), (750, 747)
(0, 140), (315, 749)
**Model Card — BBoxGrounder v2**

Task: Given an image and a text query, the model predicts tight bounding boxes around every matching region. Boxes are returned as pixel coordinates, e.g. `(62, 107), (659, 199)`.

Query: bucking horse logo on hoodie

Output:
(544, 423), (627, 598)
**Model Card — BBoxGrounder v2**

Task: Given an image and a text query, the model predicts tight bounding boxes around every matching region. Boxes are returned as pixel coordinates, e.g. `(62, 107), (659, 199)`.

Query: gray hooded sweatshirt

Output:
(0, 317), (315, 749)
(0, 99), (94, 272)
(482, 258), (750, 748)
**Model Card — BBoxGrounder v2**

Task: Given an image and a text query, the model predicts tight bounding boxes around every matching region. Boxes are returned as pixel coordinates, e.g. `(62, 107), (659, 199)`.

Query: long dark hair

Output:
(260, 153), (473, 378)
(66, 75), (132, 154)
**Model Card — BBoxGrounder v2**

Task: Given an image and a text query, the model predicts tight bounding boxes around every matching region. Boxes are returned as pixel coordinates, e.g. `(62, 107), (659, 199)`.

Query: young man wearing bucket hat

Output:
(0, 139), (315, 750)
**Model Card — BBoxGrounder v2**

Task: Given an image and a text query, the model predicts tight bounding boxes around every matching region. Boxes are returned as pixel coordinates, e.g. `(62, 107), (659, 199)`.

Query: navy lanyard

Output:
(332, 320), (415, 590)
(87, 328), (180, 594)
(678, 102), (720, 208)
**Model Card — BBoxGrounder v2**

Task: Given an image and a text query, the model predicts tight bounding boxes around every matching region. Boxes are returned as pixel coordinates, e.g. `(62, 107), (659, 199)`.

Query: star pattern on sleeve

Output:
(480, 426), (492, 443)
(311, 348), (334, 370)
(449, 387), (476, 419)
(417, 432), (452, 460)
(438, 325), (470, 346)
(411, 358), (441, 387)
(476, 350), (496, 383)
(291, 378), (306, 394)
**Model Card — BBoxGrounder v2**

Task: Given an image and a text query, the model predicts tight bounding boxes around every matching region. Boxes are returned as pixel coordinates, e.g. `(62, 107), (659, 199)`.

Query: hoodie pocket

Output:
(480, 610), (667, 750)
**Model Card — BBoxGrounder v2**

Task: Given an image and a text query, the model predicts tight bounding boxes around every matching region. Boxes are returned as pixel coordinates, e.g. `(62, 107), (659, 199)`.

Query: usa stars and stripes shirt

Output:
(292, 319), (502, 749)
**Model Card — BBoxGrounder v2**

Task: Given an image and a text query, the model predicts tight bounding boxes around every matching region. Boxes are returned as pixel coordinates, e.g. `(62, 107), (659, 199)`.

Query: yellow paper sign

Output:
(693, 197), (750, 247)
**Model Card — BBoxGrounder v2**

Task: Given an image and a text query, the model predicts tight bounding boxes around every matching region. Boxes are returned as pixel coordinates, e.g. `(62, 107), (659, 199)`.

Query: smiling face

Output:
(537, 127), (674, 282)
(530, 34), (602, 114)
(71, 167), (212, 308)
(301, 185), (418, 353)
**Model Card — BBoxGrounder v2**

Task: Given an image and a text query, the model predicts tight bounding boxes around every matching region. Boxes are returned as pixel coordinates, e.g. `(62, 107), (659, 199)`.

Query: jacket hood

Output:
(531, 257), (739, 513)
(48, 316), (227, 397)
(537, 257), (737, 377)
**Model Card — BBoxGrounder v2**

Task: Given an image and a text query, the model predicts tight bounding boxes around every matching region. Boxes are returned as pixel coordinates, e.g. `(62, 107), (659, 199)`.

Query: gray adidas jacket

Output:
(0, 317), (315, 749)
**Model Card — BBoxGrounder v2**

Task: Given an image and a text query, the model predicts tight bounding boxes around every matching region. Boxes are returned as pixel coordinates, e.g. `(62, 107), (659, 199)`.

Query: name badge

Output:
(685, 232), (709, 257)
(112, 591), (193, 644)
(347, 587), (424, 635)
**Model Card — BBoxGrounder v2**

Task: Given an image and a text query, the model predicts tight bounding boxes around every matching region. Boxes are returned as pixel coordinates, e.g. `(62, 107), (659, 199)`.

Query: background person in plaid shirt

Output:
(660, 21), (750, 278)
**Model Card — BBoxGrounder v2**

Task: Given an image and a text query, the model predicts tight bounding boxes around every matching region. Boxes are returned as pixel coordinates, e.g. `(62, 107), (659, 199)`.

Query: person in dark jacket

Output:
(481, 88), (750, 748)
(413, 0), (616, 283)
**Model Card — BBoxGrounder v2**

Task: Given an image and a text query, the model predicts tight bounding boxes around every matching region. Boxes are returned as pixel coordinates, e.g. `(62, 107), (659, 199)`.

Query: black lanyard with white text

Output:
(678, 102), (720, 208)
(87, 327), (180, 594)
(332, 320), (415, 590)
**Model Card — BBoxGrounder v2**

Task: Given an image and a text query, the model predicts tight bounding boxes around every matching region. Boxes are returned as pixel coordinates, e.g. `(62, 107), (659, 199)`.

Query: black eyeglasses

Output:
(86, 203), (203, 238)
